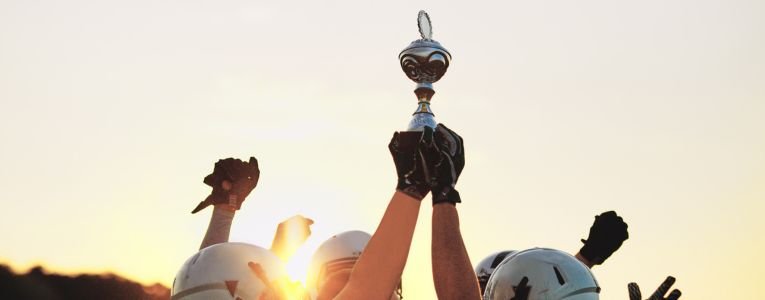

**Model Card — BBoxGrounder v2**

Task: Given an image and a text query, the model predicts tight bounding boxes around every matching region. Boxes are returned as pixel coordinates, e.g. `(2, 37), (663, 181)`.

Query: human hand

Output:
(579, 210), (628, 264)
(388, 126), (439, 200)
(191, 157), (260, 213)
(430, 123), (464, 205)
(628, 276), (682, 300)
(271, 215), (314, 261)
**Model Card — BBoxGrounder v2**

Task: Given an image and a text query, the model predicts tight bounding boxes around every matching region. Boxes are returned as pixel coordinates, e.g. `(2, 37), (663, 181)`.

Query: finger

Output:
(389, 132), (400, 151)
(248, 262), (277, 291)
(437, 123), (458, 138)
(649, 276), (676, 300)
(667, 289), (682, 300)
(290, 215), (314, 225)
(628, 283), (641, 300)
(442, 124), (464, 145)
(422, 126), (434, 145)
(203, 173), (216, 186)
(433, 126), (449, 150)
(191, 199), (211, 214)
(439, 149), (457, 184)
(436, 127), (459, 156)
(436, 123), (463, 149)
(457, 134), (464, 156)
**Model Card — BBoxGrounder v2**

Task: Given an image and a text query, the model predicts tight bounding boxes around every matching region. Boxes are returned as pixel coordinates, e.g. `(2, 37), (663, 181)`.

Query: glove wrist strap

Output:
(432, 187), (461, 205)
(578, 243), (606, 265)
(397, 180), (428, 200)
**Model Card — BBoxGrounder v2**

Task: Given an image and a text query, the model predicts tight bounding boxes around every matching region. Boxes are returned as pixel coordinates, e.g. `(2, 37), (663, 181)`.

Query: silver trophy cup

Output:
(399, 10), (452, 131)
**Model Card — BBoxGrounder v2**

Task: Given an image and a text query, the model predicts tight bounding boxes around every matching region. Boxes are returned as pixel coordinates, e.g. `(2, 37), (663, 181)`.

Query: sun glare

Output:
(285, 243), (316, 286)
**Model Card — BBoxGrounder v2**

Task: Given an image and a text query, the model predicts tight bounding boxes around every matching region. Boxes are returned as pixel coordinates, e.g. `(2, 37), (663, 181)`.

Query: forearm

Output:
(432, 203), (481, 300)
(335, 190), (422, 300)
(199, 205), (235, 250)
(575, 252), (595, 268)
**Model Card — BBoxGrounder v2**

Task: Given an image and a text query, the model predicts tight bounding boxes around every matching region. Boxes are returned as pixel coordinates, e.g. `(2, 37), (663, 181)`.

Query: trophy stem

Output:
(414, 82), (435, 103)
(408, 83), (437, 131)
(413, 82), (435, 115)
(413, 102), (434, 114)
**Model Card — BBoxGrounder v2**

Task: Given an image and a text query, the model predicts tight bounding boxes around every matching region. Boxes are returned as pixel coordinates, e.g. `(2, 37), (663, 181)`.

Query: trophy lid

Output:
(399, 39), (451, 60)
(398, 10), (451, 60)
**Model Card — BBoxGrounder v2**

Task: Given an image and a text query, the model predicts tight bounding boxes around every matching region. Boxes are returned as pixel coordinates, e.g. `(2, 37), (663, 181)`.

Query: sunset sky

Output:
(1, 0), (764, 299)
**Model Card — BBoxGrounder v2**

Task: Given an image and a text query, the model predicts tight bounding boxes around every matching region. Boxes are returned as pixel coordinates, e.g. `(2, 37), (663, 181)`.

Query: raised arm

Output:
(199, 204), (236, 250)
(335, 191), (423, 299)
(430, 124), (481, 300)
(432, 204), (481, 299)
(192, 157), (260, 250)
(335, 129), (438, 300)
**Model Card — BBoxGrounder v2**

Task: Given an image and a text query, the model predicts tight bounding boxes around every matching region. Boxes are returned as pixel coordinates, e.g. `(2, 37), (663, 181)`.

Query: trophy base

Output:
(407, 112), (436, 131)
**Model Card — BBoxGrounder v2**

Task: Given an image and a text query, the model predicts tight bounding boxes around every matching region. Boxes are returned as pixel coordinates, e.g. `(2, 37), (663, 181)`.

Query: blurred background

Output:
(1, 0), (763, 299)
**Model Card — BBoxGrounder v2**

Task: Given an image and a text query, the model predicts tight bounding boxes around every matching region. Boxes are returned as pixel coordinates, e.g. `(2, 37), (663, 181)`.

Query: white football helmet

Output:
(483, 248), (600, 300)
(307, 231), (371, 299)
(475, 250), (518, 294)
(171, 242), (286, 300)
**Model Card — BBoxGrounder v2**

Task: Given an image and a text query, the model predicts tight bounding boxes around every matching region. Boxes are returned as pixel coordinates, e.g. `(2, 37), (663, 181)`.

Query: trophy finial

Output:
(418, 10), (432, 40)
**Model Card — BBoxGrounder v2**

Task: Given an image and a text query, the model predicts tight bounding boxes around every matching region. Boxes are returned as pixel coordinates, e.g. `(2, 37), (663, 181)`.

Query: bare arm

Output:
(432, 203), (481, 300)
(334, 190), (422, 300)
(195, 157), (260, 250)
(200, 204), (235, 250)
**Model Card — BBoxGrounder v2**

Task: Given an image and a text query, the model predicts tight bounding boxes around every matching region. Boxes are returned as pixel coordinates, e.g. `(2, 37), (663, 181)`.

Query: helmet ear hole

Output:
(491, 251), (513, 268)
(553, 266), (565, 285)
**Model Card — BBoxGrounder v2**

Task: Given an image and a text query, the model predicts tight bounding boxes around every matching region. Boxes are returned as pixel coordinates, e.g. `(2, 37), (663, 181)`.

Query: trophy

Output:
(399, 10), (452, 131)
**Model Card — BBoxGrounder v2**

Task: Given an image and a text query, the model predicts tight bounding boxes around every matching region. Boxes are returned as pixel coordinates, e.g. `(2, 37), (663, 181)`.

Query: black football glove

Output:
(191, 157), (260, 214)
(389, 126), (439, 200)
(430, 123), (464, 205)
(628, 276), (682, 300)
(579, 210), (629, 265)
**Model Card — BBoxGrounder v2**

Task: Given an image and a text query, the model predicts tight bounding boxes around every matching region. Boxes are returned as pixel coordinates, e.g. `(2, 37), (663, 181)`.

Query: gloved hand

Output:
(628, 276), (682, 300)
(430, 123), (464, 206)
(389, 126), (439, 200)
(579, 210), (629, 265)
(191, 157), (260, 214)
